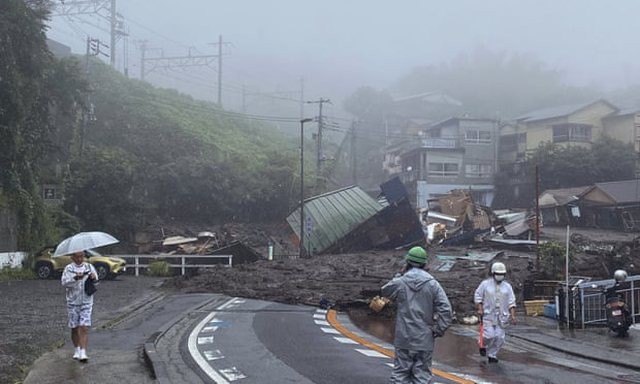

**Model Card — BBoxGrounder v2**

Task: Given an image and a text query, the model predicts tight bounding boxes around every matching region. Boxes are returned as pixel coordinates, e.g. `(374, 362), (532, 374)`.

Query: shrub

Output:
(539, 241), (573, 279)
(147, 260), (170, 277)
(0, 267), (36, 282)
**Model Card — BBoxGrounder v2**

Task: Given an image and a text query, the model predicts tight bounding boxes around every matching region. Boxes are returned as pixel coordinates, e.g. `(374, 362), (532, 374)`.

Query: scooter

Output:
(605, 294), (631, 337)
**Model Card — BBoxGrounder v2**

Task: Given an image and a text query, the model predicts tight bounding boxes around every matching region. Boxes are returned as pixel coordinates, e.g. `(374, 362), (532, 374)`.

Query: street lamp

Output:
(300, 118), (314, 259)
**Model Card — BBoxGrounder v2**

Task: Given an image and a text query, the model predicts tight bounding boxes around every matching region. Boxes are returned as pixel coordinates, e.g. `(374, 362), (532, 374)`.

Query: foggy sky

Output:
(46, 0), (640, 114)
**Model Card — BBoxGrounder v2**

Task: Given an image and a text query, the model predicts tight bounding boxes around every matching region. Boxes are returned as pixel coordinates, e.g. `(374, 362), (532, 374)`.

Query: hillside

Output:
(59, 60), (302, 239)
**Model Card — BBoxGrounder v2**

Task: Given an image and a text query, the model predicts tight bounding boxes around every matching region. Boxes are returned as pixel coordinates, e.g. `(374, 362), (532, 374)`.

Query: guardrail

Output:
(114, 254), (233, 276)
(558, 275), (640, 328)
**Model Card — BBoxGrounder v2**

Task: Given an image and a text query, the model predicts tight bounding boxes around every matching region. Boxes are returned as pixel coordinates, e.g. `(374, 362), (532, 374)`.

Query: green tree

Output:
(539, 241), (573, 279)
(494, 137), (636, 208)
(59, 60), (299, 235)
(342, 87), (393, 189)
(394, 47), (598, 119)
(0, 0), (86, 249)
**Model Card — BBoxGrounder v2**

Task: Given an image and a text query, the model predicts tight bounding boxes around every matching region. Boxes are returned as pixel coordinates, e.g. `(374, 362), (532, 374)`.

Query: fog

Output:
(46, 0), (640, 119)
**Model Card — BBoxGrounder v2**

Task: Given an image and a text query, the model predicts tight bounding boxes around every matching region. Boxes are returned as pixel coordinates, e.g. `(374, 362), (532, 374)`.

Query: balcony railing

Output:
(421, 138), (459, 149)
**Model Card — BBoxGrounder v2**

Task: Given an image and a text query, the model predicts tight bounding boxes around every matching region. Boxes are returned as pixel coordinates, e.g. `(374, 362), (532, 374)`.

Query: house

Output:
(397, 117), (498, 209)
(512, 99), (619, 154)
(391, 91), (462, 120)
(602, 108), (640, 153)
(538, 186), (591, 226)
(580, 180), (640, 230)
(537, 179), (640, 230)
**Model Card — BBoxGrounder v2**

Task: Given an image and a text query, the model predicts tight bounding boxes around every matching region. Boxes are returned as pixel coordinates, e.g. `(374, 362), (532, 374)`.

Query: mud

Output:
(165, 245), (536, 318)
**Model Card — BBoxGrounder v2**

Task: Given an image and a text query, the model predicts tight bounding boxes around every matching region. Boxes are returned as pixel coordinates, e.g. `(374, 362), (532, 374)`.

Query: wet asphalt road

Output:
(350, 312), (640, 384)
(3, 275), (640, 384)
(0, 275), (164, 383)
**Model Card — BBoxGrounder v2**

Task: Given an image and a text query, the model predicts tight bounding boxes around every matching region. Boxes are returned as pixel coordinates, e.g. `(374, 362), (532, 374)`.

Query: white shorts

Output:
(67, 303), (93, 328)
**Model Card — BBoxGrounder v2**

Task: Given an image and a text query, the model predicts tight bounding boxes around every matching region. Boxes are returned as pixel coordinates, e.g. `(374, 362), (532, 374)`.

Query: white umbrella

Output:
(53, 231), (119, 257)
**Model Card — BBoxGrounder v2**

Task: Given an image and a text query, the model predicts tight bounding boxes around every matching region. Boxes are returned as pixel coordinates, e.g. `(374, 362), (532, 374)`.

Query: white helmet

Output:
(613, 269), (628, 282)
(491, 262), (507, 274)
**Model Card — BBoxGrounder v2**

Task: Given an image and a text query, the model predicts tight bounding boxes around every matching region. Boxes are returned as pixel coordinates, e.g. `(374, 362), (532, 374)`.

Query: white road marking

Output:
(188, 297), (238, 384)
(355, 348), (388, 358)
(204, 349), (225, 361)
(386, 363), (394, 367)
(198, 336), (214, 345)
(202, 326), (219, 333)
(219, 367), (247, 381)
(232, 299), (246, 304)
(333, 337), (358, 344)
(313, 313), (325, 319)
(316, 309), (328, 314)
(321, 327), (340, 334)
(314, 320), (330, 326)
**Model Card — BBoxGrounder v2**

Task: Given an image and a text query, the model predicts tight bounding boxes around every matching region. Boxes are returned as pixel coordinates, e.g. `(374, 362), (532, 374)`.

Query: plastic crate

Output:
(543, 303), (556, 319)
(524, 300), (548, 316)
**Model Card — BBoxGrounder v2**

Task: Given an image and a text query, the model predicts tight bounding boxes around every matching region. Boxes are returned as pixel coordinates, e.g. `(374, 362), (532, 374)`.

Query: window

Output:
(500, 134), (517, 151)
(428, 162), (459, 177)
(465, 164), (493, 178)
(465, 129), (492, 143)
(552, 123), (592, 143)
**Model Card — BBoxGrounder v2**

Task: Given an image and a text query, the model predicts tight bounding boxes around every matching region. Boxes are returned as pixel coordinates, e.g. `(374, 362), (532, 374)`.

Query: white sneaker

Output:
(79, 349), (88, 363)
(72, 349), (80, 360)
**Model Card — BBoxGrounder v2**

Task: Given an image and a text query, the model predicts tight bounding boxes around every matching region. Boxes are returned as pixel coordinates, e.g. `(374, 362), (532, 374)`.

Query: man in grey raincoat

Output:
(382, 246), (452, 383)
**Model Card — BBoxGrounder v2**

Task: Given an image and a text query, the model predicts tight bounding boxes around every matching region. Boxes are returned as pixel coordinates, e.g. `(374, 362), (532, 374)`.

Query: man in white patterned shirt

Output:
(61, 251), (98, 362)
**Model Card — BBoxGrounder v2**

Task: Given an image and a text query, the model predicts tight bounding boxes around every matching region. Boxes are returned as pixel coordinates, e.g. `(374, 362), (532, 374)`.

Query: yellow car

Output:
(34, 247), (126, 280)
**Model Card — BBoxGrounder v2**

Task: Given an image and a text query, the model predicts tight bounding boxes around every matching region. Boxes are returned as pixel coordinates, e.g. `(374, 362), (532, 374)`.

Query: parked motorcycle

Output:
(604, 270), (632, 337)
(605, 295), (631, 337)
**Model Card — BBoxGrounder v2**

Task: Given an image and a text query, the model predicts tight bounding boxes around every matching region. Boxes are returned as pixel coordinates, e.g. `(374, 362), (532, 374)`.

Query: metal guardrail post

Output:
(580, 287), (585, 329)
(229, 255), (233, 267)
(181, 256), (185, 275)
(135, 255), (139, 277)
(632, 279), (636, 324)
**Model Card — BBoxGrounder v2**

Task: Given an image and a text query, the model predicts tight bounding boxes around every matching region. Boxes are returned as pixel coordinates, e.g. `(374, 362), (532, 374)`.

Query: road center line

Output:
(326, 309), (476, 384)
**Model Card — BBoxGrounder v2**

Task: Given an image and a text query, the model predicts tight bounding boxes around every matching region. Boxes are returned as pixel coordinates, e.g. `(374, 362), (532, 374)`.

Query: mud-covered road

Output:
(165, 247), (536, 318)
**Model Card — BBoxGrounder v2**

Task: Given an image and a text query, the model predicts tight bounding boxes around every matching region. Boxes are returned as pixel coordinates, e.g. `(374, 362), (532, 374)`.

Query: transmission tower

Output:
(141, 37), (231, 105)
(52, 0), (126, 67)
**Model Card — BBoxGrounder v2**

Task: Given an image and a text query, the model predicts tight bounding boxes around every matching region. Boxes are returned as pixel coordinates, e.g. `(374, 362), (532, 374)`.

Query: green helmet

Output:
(406, 246), (427, 264)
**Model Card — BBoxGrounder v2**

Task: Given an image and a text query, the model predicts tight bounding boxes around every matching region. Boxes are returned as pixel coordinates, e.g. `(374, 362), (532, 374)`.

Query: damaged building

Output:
(539, 179), (640, 231)
(286, 177), (424, 255)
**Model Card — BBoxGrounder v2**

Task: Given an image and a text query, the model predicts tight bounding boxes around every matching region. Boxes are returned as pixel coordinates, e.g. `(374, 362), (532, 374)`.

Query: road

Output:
(148, 296), (639, 383)
(19, 285), (640, 384)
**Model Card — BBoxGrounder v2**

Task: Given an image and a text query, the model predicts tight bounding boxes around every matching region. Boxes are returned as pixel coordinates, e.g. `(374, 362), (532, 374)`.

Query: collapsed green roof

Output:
(286, 186), (384, 254)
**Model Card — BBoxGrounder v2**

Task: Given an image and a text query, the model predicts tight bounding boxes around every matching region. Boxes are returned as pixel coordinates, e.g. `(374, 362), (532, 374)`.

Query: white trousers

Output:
(483, 323), (505, 359)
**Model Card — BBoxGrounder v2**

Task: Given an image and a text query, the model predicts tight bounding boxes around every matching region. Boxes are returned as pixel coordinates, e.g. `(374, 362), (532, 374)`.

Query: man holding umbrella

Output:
(61, 251), (98, 362)
(56, 231), (118, 362)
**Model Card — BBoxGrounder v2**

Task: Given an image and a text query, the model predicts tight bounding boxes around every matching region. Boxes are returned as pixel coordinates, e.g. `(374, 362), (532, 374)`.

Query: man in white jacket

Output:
(474, 262), (516, 363)
(61, 251), (98, 362)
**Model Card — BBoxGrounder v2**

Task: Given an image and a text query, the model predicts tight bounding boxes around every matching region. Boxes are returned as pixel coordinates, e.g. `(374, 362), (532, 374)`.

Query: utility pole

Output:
(140, 46), (222, 91)
(299, 77), (305, 120)
(535, 164), (540, 271)
(242, 84), (247, 113)
(81, 36), (108, 154)
(139, 40), (147, 80)
(109, 0), (116, 66)
(351, 120), (358, 185)
(52, 0), (125, 68)
(307, 98), (331, 174)
(217, 35), (222, 105)
(208, 35), (231, 106)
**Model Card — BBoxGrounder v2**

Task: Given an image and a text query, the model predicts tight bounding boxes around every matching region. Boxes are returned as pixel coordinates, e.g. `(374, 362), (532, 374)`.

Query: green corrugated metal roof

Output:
(286, 186), (384, 254)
